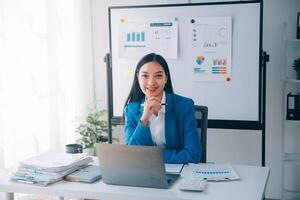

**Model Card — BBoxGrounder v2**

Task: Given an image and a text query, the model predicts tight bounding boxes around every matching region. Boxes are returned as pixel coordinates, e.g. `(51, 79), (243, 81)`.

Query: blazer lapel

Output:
(165, 93), (179, 148)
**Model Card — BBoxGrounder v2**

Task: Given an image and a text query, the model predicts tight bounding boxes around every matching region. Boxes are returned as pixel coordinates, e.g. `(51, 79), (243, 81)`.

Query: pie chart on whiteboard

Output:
(196, 55), (205, 65)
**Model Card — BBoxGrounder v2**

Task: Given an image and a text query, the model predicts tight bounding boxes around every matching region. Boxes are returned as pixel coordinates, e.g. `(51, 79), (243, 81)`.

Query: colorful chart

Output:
(196, 55), (205, 65)
(211, 66), (227, 74)
(213, 58), (227, 65)
(126, 31), (145, 42)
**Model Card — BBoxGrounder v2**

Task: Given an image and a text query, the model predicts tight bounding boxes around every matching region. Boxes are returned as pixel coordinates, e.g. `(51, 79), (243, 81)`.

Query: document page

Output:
(189, 163), (240, 181)
(165, 164), (184, 174)
(20, 153), (91, 169)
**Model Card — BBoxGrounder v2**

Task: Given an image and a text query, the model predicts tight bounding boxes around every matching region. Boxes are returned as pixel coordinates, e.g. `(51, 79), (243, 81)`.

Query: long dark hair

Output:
(124, 53), (174, 108)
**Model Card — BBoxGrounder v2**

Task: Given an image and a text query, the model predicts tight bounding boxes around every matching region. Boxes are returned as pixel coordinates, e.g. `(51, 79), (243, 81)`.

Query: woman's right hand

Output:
(140, 96), (162, 125)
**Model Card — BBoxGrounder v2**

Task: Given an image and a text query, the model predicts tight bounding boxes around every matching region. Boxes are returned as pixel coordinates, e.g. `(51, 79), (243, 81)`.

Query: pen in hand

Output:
(140, 103), (168, 106)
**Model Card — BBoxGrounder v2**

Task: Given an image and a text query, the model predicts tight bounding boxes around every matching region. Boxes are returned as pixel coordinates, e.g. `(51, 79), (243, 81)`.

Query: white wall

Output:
(263, 0), (300, 199)
(92, 0), (300, 199)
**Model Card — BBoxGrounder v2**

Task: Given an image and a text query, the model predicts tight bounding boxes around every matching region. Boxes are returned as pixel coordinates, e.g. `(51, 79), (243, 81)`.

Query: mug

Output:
(66, 143), (83, 153)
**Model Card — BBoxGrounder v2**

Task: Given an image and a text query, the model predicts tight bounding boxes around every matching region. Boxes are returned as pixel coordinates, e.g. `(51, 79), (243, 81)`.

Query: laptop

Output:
(96, 144), (180, 189)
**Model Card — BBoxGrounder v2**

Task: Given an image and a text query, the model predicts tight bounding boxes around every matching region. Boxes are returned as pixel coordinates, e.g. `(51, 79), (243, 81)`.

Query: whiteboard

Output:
(108, 2), (262, 127)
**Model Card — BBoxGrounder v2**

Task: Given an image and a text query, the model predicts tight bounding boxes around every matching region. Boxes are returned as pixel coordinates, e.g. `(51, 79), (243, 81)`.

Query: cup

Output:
(66, 143), (83, 154)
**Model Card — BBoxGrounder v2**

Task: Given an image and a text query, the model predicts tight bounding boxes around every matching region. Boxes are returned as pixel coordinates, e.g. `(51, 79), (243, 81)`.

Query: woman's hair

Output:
(124, 53), (174, 107)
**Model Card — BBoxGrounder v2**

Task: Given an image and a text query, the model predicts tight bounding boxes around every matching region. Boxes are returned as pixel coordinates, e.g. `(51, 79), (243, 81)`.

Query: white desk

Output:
(0, 165), (269, 200)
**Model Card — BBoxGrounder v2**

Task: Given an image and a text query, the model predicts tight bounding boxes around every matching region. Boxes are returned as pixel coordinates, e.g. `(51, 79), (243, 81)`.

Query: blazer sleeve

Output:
(164, 100), (201, 164)
(124, 105), (154, 146)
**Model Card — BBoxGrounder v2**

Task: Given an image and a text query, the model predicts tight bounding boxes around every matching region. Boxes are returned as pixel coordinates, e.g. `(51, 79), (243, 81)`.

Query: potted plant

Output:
(292, 58), (300, 80)
(76, 102), (109, 156)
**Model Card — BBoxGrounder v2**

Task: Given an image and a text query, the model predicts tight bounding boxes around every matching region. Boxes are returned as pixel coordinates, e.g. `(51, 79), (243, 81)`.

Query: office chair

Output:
(194, 105), (208, 163)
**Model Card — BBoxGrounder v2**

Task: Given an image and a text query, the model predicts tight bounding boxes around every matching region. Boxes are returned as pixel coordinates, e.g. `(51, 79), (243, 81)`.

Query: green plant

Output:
(292, 58), (300, 72)
(76, 102), (109, 149)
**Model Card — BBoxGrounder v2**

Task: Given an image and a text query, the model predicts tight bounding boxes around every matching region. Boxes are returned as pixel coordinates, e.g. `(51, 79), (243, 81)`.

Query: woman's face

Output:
(137, 61), (167, 98)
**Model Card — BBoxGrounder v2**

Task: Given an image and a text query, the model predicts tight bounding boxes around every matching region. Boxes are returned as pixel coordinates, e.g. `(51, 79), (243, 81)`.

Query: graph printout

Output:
(118, 19), (178, 59)
(189, 163), (240, 181)
(189, 16), (232, 82)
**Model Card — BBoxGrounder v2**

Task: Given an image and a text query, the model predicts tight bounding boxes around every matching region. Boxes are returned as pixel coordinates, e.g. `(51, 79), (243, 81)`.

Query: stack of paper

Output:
(11, 153), (93, 186)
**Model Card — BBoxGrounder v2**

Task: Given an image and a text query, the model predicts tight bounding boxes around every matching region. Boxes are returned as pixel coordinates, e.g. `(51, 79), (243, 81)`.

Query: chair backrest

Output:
(194, 105), (208, 163)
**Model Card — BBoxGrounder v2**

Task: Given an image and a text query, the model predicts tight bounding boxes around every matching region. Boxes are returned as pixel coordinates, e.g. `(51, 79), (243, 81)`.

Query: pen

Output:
(140, 103), (168, 106)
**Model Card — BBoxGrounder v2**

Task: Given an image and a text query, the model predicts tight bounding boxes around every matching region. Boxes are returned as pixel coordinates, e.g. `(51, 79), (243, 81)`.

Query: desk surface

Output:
(0, 164), (269, 200)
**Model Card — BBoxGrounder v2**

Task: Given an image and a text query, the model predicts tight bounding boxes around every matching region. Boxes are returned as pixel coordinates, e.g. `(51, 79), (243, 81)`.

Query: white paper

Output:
(118, 19), (178, 59)
(165, 164), (184, 174)
(119, 21), (148, 59)
(188, 16), (232, 82)
(189, 163), (240, 181)
(149, 21), (178, 59)
(19, 153), (92, 171)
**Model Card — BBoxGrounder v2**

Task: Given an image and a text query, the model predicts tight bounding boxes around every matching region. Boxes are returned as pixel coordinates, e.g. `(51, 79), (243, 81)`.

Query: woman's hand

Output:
(140, 96), (162, 125)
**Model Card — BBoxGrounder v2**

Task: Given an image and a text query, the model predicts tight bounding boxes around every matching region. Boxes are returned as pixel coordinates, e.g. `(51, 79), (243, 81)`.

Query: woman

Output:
(123, 53), (201, 164)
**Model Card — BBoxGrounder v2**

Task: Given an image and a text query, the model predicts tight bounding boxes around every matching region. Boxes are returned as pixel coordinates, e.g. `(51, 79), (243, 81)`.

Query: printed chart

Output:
(189, 16), (232, 82)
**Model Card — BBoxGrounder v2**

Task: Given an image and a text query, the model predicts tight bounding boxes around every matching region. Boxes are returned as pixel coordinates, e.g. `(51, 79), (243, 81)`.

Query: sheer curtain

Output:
(0, 0), (94, 169)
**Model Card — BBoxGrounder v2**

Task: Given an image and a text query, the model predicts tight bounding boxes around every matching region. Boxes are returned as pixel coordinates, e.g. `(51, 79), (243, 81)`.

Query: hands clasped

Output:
(140, 96), (162, 125)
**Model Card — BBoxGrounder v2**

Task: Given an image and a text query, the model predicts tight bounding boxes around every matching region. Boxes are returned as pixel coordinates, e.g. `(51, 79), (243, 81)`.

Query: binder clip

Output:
(286, 92), (300, 120)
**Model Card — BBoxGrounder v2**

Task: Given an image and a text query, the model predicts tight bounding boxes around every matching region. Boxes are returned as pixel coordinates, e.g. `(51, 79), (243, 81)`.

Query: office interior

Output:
(0, 0), (299, 199)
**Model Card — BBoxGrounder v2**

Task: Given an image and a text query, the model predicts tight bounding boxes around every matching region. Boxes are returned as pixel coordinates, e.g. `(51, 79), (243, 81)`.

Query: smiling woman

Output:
(123, 53), (202, 164)
(0, 0), (94, 170)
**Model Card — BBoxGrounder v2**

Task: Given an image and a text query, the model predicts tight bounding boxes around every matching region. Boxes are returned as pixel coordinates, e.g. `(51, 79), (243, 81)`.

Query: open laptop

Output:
(96, 144), (180, 189)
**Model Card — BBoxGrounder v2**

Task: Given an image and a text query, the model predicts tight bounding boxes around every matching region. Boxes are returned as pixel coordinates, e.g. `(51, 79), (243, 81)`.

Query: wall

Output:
(263, 0), (300, 199)
(92, 0), (300, 199)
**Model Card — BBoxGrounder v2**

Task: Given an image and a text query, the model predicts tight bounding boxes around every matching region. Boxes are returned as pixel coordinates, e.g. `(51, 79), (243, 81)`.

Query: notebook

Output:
(96, 144), (180, 189)
(64, 165), (101, 183)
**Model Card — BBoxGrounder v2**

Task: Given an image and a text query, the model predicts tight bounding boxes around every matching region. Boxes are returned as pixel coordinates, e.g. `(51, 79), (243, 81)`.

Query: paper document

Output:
(189, 163), (240, 181)
(165, 164), (184, 174)
(11, 153), (93, 186)
(19, 153), (90, 168)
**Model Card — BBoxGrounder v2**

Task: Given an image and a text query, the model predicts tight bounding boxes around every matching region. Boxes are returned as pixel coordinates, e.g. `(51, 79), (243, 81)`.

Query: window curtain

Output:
(0, 0), (94, 169)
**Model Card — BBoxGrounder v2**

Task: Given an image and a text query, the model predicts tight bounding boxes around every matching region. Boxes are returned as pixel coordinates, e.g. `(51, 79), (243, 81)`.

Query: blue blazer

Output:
(124, 93), (201, 164)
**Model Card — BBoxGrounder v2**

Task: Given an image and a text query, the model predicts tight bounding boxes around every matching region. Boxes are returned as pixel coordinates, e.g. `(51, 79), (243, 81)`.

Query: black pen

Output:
(140, 103), (168, 106)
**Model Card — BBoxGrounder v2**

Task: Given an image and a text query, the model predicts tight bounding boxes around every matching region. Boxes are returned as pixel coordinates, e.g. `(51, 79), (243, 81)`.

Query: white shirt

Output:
(148, 93), (166, 147)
